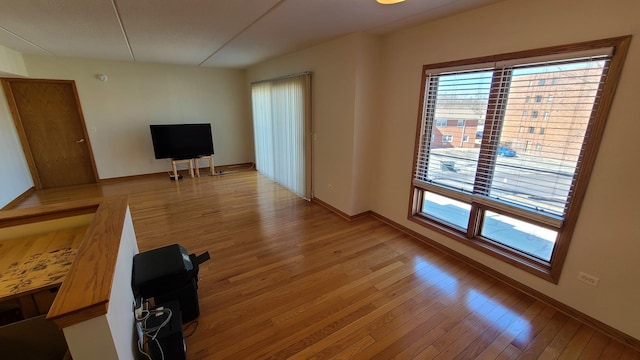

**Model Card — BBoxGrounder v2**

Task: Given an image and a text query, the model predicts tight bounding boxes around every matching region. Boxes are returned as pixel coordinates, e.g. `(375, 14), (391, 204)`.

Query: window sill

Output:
(409, 213), (557, 283)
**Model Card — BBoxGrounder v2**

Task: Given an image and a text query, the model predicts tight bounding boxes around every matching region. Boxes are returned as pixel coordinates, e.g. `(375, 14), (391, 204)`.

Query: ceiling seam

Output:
(0, 26), (55, 56)
(198, 0), (287, 67)
(111, 0), (136, 61)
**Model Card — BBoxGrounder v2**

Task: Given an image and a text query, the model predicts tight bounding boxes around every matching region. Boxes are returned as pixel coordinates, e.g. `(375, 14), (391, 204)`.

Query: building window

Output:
(436, 119), (447, 127)
(442, 135), (453, 143)
(532, 110), (539, 119)
(535, 95), (543, 103)
(538, 79), (546, 86)
(525, 96), (530, 103)
(522, 110), (527, 119)
(528, 126), (535, 134)
(547, 95), (553, 103)
(463, 135), (469, 142)
(457, 120), (465, 127)
(543, 112), (550, 120)
(410, 36), (629, 282)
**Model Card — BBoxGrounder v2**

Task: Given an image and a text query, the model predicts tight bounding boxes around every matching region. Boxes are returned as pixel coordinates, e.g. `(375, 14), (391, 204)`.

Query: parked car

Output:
(497, 146), (516, 157)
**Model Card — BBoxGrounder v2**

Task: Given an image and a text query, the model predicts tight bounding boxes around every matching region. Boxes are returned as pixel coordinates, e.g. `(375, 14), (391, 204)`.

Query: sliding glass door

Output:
(251, 73), (312, 199)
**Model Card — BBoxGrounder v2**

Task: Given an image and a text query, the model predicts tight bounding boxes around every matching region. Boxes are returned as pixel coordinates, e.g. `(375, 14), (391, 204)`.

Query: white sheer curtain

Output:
(251, 73), (311, 199)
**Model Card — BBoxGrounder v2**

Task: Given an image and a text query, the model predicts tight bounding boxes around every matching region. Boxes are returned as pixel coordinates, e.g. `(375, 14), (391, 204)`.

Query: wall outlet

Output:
(577, 272), (599, 287)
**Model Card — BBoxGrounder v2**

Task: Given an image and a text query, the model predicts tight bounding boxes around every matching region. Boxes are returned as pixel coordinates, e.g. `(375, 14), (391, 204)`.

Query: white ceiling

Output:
(0, 0), (502, 69)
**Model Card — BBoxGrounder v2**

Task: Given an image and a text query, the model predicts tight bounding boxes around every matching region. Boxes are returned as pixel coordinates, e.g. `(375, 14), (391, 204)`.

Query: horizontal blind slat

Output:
(413, 56), (609, 219)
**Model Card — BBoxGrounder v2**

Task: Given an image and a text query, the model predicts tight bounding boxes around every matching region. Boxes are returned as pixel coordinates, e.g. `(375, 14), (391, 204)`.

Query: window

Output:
(442, 135), (453, 142)
(410, 37), (630, 282)
(532, 110), (539, 119)
(535, 95), (542, 103)
(463, 135), (469, 142)
(525, 96), (530, 103)
(436, 119), (447, 127)
(547, 95), (553, 103)
(522, 110), (527, 119)
(543, 112), (550, 120)
(457, 120), (465, 127)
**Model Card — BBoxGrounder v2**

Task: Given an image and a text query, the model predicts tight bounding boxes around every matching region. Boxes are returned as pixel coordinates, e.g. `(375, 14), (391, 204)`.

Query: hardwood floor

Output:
(10, 170), (640, 359)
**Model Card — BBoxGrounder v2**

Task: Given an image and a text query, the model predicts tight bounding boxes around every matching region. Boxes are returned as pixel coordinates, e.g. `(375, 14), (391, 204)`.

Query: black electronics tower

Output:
(146, 301), (185, 360)
(132, 244), (210, 323)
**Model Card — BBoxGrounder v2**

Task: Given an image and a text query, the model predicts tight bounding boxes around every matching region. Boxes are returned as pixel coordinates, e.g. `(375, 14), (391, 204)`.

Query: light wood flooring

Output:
(10, 169), (640, 359)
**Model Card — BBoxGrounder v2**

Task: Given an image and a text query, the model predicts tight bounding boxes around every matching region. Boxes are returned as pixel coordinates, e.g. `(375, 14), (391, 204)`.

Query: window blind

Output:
(413, 54), (611, 227)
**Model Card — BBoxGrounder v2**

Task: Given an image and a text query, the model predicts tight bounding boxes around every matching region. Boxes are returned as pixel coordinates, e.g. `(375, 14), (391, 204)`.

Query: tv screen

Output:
(149, 124), (214, 160)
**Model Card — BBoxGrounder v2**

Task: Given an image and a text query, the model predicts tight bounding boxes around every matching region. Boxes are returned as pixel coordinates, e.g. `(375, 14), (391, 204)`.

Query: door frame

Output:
(1, 78), (99, 189)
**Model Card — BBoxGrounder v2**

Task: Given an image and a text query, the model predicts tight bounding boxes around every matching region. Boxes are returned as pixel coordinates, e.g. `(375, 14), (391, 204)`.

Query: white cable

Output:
(134, 300), (173, 360)
(138, 307), (172, 359)
(138, 337), (152, 360)
(155, 338), (165, 360)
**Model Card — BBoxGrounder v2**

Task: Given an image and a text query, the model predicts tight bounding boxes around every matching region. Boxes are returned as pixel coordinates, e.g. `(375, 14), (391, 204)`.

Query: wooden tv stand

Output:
(171, 155), (214, 179)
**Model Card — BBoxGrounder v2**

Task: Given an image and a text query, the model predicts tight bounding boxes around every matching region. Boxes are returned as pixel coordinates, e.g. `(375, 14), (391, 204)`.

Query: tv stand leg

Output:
(194, 156), (214, 177)
(171, 159), (194, 179)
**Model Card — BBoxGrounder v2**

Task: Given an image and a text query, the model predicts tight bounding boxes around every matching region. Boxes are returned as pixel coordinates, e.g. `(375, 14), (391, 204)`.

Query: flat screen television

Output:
(149, 124), (214, 160)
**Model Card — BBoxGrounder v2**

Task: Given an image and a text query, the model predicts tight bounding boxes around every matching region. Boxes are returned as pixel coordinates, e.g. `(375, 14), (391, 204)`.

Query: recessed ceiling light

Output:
(377, 0), (406, 4)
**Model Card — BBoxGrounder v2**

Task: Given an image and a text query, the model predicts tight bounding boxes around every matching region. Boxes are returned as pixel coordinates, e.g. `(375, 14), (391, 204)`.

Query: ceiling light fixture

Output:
(376, 0), (406, 4)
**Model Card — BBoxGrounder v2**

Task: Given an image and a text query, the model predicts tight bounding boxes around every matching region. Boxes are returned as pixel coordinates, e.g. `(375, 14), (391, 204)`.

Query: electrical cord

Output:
(135, 303), (172, 360)
(183, 320), (199, 338)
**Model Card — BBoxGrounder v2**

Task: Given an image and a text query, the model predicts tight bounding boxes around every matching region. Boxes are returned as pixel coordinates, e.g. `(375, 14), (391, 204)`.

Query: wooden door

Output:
(2, 78), (98, 189)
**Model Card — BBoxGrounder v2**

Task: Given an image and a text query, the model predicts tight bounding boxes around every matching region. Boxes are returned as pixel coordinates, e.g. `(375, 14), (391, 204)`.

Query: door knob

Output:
(75, 138), (85, 143)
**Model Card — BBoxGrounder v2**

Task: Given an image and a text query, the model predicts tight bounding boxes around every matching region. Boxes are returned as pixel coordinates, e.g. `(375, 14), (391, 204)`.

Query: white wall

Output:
(373, 0), (640, 339)
(23, 56), (253, 179)
(351, 34), (381, 215)
(0, 46), (33, 208)
(0, 44), (27, 76)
